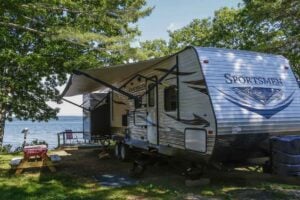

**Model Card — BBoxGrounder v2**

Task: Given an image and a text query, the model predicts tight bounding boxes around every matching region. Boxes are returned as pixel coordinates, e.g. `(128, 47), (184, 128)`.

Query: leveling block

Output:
(271, 136), (300, 176)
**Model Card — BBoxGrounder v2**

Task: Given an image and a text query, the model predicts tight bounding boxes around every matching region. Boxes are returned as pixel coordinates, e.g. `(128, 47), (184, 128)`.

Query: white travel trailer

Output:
(62, 46), (300, 164)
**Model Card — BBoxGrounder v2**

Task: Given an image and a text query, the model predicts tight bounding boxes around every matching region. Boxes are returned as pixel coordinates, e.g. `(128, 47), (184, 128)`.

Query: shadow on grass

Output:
(225, 188), (297, 200)
(0, 167), (179, 200)
(1, 150), (300, 200)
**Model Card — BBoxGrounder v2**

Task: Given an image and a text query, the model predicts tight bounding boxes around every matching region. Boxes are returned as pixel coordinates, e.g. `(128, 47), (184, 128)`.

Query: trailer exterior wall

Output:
(196, 47), (300, 161)
(177, 48), (216, 155)
(122, 48), (217, 157)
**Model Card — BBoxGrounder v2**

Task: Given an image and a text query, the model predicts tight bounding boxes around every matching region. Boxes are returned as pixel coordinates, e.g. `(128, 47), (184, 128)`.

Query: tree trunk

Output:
(0, 107), (6, 147)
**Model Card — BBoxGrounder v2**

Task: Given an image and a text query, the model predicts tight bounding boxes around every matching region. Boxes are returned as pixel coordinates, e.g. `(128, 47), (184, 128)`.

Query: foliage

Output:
(30, 139), (48, 147)
(242, 0), (300, 73)
(0, 144), (12, 153)
(168, 18), (213, 50)
(139, 1), (299, 74)
(137, 39), (171, 60)
(0, 0), (152, 145)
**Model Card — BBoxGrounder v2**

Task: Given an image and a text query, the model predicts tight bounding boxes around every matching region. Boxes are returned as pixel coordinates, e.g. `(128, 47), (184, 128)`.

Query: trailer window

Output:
(164, 85), (177, 112)
(135, 98), (142, 109)
(148, 83), (155, 107)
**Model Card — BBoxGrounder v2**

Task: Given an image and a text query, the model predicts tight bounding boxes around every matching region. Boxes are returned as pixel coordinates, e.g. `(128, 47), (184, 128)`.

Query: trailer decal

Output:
(183, 79), (205, 86)
(231, 87), (283, 105)
(113, 100), (126, 105)
(165, 113), (210, 126)
(188, 86), (208, 94)
(216, 87), (295, 118)
(183, 79), (208, 94)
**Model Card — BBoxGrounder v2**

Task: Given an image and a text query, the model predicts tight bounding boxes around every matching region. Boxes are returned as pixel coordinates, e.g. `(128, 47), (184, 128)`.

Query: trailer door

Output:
(146, 83), (158, 145)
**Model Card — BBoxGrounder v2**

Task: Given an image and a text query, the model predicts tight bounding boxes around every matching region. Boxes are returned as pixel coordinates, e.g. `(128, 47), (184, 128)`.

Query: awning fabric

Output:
(62, 56), (169, 97)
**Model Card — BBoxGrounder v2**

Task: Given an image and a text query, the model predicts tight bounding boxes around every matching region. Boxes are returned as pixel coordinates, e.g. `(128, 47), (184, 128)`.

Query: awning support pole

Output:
(62, 98), (91, 111)
(73, 70), (137, 100)
(92, 94), (109, 109)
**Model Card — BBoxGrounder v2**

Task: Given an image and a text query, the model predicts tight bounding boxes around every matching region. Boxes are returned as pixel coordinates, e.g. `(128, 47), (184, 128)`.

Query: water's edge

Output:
(3, 116), (83, 149)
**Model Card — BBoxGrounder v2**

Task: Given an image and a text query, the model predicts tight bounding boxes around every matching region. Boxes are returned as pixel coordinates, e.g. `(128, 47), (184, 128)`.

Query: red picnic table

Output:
(15, 145), (56, 175)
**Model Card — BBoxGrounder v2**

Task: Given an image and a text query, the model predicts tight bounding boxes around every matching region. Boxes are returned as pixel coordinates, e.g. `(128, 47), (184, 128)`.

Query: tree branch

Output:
(0, 22), (45, 36)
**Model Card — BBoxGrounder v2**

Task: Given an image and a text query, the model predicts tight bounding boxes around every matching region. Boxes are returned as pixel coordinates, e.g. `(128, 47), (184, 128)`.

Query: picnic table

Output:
(13, 145), (57, 175)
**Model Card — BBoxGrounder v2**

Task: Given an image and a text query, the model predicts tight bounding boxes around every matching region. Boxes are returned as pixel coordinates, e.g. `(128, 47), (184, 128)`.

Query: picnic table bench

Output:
(10, 145), (60, 175)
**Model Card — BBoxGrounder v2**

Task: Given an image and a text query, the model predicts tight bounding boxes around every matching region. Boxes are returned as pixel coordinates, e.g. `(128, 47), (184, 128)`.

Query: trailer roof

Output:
(61, 46), (286, 97)
(62, 55), (170, 97)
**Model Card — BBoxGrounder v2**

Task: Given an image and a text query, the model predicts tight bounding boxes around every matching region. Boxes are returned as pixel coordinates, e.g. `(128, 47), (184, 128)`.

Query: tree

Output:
(0, 0), (152, 146)
(137, 39), (171, 60)
(140, 1), (299, 74)
(168, 18), (213, 51)
(242, 0), (300, 73)
(168, 7), (273, 52)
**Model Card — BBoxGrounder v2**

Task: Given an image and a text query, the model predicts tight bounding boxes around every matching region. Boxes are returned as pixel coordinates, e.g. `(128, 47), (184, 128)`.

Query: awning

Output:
(61, 56), (170, 97)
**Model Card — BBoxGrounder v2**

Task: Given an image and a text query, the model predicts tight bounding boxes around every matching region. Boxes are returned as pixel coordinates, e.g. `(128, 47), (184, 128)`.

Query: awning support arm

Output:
(73, 70), (138, 100)
(62, 98), (91, 112)
(92, 94), (109, 110)
(119, 73), (156, 89)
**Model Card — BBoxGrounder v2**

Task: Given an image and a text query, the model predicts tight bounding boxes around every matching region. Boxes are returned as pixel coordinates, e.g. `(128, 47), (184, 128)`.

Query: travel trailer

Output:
(62, 46), (300, 165)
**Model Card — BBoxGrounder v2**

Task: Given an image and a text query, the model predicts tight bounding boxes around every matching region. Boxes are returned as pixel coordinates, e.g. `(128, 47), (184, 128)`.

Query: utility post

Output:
(22, 128), (29, 148)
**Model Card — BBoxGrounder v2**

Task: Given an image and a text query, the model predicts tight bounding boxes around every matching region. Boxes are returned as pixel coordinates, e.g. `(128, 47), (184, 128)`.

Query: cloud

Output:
(167, 22), (181, 32)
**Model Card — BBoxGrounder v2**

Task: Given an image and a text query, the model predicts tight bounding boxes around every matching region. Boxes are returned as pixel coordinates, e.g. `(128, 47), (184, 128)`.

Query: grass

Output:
(1, 150), (300, 200)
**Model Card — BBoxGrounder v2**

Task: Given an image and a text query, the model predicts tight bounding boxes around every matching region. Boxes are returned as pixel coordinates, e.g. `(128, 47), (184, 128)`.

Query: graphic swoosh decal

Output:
(216, 86), (295, 118)
(113, 100), (126, 105)
(165, 113), (209, 127)
(231, 87), (283, 105)
(188, 86), (208, 94)
(225, 97), (294, 119)
(183, 79), (207, 95)
(183, 80), (205, 86)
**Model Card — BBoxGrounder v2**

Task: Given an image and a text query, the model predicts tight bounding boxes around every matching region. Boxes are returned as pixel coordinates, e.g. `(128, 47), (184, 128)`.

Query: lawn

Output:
(0, 149), (300, 200)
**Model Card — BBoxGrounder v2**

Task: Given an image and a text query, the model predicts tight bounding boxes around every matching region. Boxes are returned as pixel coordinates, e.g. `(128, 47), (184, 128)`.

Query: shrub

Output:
(0, 144), (12, 153)
(30, 139), (48, 147)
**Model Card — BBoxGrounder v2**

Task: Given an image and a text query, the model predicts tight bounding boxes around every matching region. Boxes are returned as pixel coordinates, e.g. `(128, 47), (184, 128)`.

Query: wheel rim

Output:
(120, 145), (125, 160)
(115, 145), (119, 157)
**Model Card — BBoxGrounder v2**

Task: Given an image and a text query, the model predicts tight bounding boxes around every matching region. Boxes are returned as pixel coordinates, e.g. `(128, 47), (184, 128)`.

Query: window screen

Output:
(134, 98), (142, 109)
(148, 83), (155, 107)
(164, 85), (177, 111)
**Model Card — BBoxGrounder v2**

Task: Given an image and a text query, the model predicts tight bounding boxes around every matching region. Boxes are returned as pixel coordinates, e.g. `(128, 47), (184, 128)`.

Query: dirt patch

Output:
(54, 148), (300, 199)
(57, 148), (132, 176)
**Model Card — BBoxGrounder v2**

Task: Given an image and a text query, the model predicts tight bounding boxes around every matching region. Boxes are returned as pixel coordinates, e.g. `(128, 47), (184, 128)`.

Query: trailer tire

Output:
(120, 143), (130, 161)
(114, 143), (121, 159)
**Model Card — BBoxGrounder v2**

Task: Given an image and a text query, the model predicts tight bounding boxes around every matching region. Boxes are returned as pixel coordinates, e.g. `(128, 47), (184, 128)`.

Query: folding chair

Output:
(65, 129), (73, 144)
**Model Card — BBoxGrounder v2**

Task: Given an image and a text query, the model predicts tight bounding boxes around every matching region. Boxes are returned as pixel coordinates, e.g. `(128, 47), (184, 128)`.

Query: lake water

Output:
(3, 116), (82, 149)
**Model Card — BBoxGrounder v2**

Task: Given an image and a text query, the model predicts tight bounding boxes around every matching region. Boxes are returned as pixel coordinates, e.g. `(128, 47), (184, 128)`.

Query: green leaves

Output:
(0, 0), (151, 127)
(139, 0), (299, 75)
(242, 0), (300, 70)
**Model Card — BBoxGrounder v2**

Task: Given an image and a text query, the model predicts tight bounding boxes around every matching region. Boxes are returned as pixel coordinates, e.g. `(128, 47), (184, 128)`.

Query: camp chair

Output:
(65, 130), (78, 144)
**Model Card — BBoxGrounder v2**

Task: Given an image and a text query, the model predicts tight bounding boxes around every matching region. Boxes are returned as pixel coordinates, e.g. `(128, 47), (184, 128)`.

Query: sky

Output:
(50, 0), (242, 116)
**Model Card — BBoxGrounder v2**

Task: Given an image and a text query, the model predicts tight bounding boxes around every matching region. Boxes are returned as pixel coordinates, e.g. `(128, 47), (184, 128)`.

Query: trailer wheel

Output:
(114, 143), (121, 159)
(120, 143), (130, 161)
